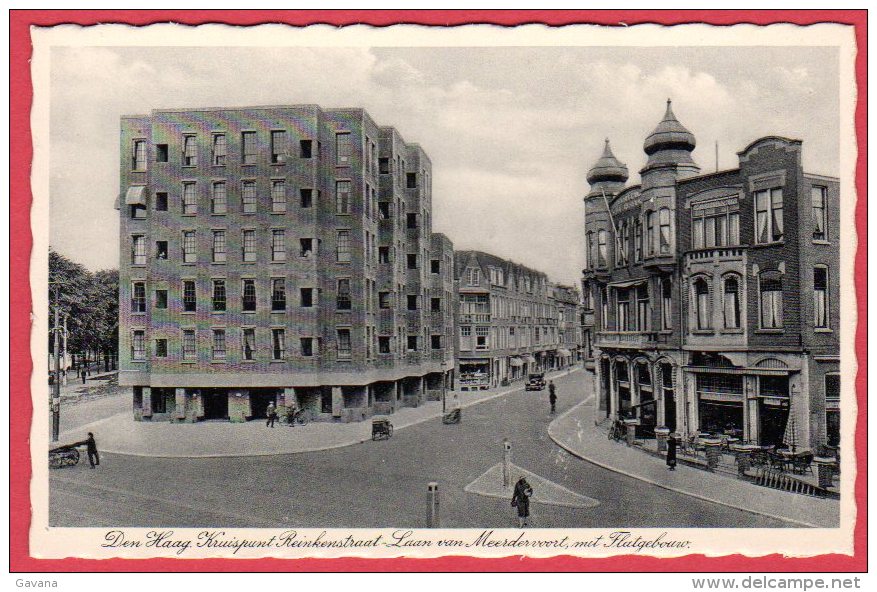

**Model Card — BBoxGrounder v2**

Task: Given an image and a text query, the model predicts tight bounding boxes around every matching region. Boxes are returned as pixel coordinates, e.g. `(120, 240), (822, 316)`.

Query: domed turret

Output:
(587, 138), (628, 197)
(641, 99), (699, 180)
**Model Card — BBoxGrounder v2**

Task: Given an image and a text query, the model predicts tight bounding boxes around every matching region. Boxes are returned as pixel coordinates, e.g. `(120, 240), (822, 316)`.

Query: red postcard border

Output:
(8, 9), (867, 573)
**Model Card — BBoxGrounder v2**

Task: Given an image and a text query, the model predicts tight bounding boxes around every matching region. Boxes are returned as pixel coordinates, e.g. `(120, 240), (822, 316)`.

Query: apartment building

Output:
(118, 105), (454, 423)
(582, 100), (840, 455)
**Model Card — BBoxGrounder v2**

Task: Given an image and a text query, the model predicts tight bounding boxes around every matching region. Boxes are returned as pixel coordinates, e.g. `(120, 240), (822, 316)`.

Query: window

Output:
(601, 286), (609, 330)
(265, 180), (285, 213)
(242, 279), (257, 312)
(182, 182), (197, 215)
(155, 289), (168, 309)
(825, 374), (840, 447)
(335, 132), (352, 164)
(241, 181), (257, 214)
(661, 278), (672, 330)
(300, 288), (313, 307)
(155, 192), (168, 211)
(812, 186), (827, 241)
(615, 221), (629, 266)
(617, 289), (631, 331)
(300, 140), (312, 159)
(155, 144), (168, 163)
(475, 326), (489, 350)
(431, 335), (442, 350)
(300, 188), (313, 209)
(337, 329), (352, 357)
(407, 335), (418, 352)
(634, 219), (643, 261)
(406, 213), (418, 229)
(182, 135), (197, 167)
(131, 282), (146, 313)
(211, 181), (227, 214)
(431, 297), (441, 312)
(182, 280), (197, 312)
(300, 337), (314, 357)
(755, 188), (784, 244)
(132, 140), (146, 170)
(182, 231), (196, 263)
(212, 280), (226, 312)
(723, 276), (741, 329)
(378, 247), (390, 264)
(337, 279), (352, 310)
(694, 278), (711, 330)
(335, 230), (352, 263)
(378, 202), (391, 220)
(407, 254), (418, 269)
(155, 241), (168, 260)
(154, 339), (167, 358)
(379, 157), (390, 174)
(212, 329), (227, 360)
(131, 330), (146, 361)
(267, 278), (286, 312)
(271, 230), (286, 262)
(294, 238), (312, 258)
(759, 275), (783, 329)
(585, 231), (593, 269)
(270, 130), (287, 164)
(242, 328), (256, 361)
(646, 211), (656, 256)
(335, 181), (351, 214)
(271, 329), (286, 360)
(407, 294), (418, 311)
(466, 267), (480, 286)
(212, 134), (226, 166)
(636, 285), (649, 331)
(379, 292), (391, 309)
(242, 230), (256, 262)
(659, 208), (671, 254)
(693, 208), (739, 249)
(597, 229), (607, 267)
(182, 330), (196, 360)
(242, 131), (257, 165)
(130, 203), (145, 220)
(814, 267), (829, 328)
(206, 230), (225, 264)
(378, 336), (391, 354)
(407, 173), (417, 188)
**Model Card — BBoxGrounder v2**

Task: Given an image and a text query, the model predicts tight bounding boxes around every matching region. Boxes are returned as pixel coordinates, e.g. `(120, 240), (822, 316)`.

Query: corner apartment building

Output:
(582, 100), (840, 455)
(118, 104), (454, 423)
(552, 284), (584, 367)
(454, 251), (579, 390)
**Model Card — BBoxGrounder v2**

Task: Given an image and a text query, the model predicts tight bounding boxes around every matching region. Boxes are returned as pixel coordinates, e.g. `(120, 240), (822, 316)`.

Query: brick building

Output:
(582, 100), (840, 454)
(454, 250), (578, 390)
(118, 105), (454, 423)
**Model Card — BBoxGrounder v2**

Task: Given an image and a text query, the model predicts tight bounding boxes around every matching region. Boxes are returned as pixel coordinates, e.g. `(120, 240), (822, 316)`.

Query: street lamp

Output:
(440, 361), (447, 413)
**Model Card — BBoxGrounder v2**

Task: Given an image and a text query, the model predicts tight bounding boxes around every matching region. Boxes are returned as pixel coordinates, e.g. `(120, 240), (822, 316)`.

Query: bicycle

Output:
(607, 421), (625, 442)
(283, 408), (309, 426)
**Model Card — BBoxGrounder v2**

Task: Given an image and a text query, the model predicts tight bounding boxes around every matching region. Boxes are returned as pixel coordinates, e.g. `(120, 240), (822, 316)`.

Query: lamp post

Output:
(440, 360), (447, 413)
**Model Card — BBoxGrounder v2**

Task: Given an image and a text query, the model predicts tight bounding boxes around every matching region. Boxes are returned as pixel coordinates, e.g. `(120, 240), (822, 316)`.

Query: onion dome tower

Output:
(586, 138), (629, 198)
(641, 99), (700, 181)
(583, 138), (627, 275)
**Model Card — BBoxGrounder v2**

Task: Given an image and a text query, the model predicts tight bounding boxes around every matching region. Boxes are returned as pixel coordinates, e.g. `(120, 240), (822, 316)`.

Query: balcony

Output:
(459, 313), (491, 324)
(595, 330), (663, 349)
(685, 247), (745, 265)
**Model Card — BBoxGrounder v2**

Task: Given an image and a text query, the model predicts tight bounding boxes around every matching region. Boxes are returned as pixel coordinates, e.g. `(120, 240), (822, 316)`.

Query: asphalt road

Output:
(49, 370), (789, 528)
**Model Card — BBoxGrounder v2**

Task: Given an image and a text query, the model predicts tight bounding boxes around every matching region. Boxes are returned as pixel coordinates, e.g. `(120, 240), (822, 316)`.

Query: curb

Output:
(60, 367), (582, 459)
(547, 400), (828, 528)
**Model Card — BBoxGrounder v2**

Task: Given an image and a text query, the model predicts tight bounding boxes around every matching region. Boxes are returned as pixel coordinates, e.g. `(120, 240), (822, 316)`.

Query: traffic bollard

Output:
(503, 439), (512, 487)
(427, 482), (440, 527)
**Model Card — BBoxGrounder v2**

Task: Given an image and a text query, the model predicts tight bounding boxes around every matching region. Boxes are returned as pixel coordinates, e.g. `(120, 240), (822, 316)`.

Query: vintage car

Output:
(525, 372), (546, 391)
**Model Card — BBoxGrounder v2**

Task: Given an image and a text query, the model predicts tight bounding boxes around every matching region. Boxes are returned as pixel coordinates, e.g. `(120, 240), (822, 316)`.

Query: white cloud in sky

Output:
(48, 43), (839, 285)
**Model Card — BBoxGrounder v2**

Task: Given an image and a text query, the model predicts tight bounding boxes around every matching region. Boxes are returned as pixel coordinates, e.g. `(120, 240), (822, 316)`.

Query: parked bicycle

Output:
(608, 419), (625, 442)
(284, 407), (309, 426)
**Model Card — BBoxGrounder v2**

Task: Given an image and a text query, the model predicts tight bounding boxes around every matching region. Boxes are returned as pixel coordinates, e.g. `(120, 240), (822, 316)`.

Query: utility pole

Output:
(50, 283), (61, 442)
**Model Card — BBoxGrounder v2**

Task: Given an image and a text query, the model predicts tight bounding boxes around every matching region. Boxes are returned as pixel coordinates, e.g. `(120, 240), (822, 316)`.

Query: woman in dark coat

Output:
(666, 433), (678, 471)
(511, 476), (533, 527)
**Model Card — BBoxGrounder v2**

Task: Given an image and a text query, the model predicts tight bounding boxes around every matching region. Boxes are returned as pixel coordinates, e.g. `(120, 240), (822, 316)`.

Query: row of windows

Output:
(130, 328), (444, 361)
(463, 266), (548, 294)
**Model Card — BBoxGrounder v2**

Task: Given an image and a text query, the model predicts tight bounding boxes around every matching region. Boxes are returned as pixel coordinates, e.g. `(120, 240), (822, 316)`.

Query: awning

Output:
(608, 278), (648, 289)
(522, 355), (536, 364)
(557, 348), (572, 357)
(125, 185), (146, 206)
(509, 357), (524, 367)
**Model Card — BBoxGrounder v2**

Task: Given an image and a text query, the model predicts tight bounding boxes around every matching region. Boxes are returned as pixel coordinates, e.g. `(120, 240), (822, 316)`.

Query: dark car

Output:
(525, 372), (546, 391)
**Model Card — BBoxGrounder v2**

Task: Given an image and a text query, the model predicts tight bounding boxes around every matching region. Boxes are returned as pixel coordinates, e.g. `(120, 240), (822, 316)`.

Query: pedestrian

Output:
(548, 381), (557, 414)
(77, 432), (100, 469)
(667, 433), (678, 471)
(80, 368), (87, 385)
(511, 475), (534, 528)
(266, 401), (277, 428)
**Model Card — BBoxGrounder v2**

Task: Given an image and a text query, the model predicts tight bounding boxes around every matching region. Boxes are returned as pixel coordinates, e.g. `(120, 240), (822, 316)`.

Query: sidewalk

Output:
(548, 398), (840, 528)
(57, 367), (581, 458)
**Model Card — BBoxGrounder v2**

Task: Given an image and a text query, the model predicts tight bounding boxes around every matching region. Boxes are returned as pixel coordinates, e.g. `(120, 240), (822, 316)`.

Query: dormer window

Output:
(466, 267), (480, 286)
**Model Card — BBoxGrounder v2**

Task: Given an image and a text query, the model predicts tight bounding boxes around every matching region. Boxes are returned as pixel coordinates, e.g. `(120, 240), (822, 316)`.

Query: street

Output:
(49, 370), (789, 528)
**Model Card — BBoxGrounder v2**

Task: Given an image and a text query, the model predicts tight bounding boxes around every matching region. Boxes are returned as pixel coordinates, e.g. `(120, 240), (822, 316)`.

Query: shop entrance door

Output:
(202, 389), (228, 420)
(759, 401), (790, 447)
(250, 390), (277, 421)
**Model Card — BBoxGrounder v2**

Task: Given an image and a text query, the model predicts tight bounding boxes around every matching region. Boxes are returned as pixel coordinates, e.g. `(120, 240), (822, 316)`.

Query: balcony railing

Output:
(595, 330), (663, 348)
(460, 313), (491, 323)
(686, 247), (745, 263)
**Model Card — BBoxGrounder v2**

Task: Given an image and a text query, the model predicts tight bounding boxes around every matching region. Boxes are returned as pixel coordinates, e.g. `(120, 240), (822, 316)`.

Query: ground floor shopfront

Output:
(458, 348), (571, 391)
(590, 348), (839, 453)
(130, 370), (454, 423)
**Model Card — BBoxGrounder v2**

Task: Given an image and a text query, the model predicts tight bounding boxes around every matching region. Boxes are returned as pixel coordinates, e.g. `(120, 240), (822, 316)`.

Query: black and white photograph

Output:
(28, 21), (858, 560)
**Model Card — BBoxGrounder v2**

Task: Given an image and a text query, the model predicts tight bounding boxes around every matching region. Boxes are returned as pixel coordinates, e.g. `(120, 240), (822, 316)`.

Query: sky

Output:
(48, 44), (839, 285)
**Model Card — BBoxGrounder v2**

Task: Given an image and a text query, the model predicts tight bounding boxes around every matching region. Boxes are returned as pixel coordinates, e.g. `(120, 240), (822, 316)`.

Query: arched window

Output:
(659, 208), (672, 254)
(661, 277), (673, 330)
(694, 277), (711, 330)
(759, 274), (783, 329)
(646, 211), (657, 256)
(597, 229), (607, 267)
(723, 275), (741, 329)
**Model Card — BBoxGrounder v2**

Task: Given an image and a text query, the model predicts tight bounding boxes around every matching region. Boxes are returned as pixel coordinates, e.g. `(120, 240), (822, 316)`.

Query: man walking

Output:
(548, 380), (557, 414)
(266, 401), (277, 428)
(511, 475), (534, 528)
(78, 432), (99, 469)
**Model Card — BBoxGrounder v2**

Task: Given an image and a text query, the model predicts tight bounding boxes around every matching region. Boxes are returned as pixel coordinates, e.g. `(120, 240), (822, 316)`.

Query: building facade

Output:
(582, 100), (840, 455)
(454, 251), (580, 390)
(118, 105), (454, 423)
